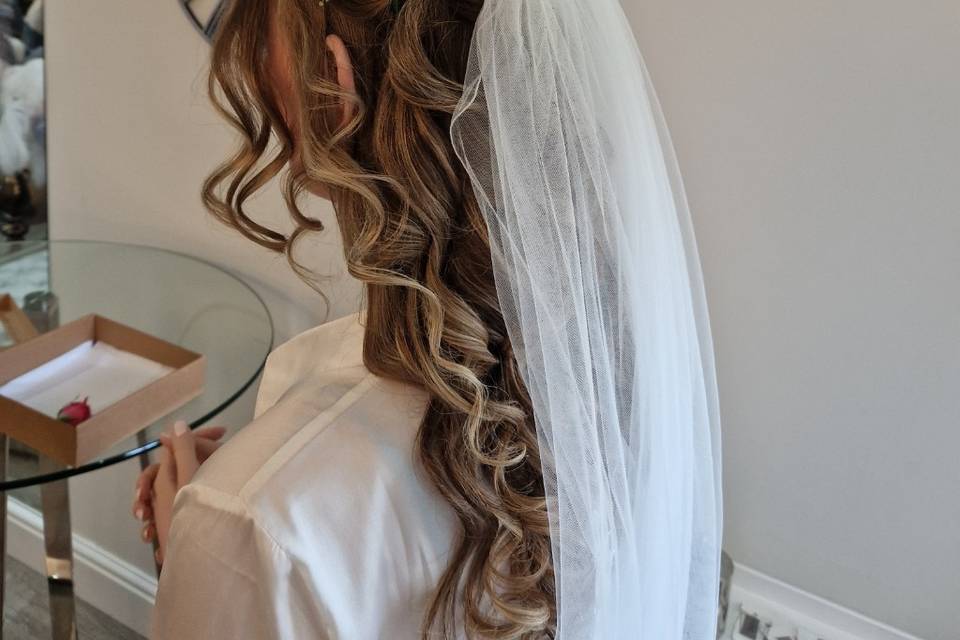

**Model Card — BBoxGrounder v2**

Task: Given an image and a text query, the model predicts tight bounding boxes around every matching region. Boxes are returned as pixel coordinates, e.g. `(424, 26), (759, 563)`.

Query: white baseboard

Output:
(3, 499), (926, 640)
(730, 562), (925, 640)
(5, 497), (157, 638)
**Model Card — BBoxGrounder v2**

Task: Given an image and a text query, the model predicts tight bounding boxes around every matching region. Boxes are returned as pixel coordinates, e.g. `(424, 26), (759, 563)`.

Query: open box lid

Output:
(0, 314), (206, 466)
(0, 293), (40, 345)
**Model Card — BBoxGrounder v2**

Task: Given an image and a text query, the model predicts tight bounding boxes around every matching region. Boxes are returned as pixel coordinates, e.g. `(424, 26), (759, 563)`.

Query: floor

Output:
(3, 554), (145, 640)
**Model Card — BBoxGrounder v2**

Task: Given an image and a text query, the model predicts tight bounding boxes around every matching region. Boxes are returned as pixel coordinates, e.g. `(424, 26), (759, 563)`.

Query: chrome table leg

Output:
(38, 457), (77, 640)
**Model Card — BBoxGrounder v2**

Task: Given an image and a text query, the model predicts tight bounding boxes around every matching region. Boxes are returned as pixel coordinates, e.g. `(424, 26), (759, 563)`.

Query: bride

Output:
(132, 0), (723, 638)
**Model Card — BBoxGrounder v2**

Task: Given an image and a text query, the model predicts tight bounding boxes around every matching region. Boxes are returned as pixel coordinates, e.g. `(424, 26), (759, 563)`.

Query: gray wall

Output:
(41, 1), (959, 638)
(623, 2), (959, 639)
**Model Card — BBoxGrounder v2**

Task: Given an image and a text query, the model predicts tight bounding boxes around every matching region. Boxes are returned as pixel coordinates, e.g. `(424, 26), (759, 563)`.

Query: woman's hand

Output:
(132, 422), (227, 565)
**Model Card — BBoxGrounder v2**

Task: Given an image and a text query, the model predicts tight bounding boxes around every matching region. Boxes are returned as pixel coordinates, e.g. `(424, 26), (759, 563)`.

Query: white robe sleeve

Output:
(149, 483), (334, 639)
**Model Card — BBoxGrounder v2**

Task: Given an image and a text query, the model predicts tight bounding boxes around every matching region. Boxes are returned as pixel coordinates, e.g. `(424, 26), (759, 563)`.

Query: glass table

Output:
(0, 240), (274, 639)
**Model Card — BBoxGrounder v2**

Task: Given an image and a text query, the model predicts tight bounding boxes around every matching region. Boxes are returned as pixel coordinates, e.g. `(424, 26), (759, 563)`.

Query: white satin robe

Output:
(149, 313), (461, 639)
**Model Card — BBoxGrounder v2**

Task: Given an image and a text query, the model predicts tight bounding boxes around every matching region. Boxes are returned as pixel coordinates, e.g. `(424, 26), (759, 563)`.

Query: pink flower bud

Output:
(57, 397), (92, 426)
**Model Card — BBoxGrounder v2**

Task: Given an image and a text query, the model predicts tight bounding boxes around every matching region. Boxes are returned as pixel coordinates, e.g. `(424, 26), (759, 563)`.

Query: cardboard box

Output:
(0, 314), (205, 466)
(0, 293), (39, 345)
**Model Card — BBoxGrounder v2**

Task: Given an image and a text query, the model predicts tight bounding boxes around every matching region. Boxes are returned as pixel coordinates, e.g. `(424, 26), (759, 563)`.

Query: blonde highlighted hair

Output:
(201, 0), (556, 637)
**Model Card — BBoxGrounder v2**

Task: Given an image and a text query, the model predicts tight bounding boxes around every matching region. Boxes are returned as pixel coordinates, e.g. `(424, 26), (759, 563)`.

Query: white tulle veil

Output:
(449, 0), (723, 637)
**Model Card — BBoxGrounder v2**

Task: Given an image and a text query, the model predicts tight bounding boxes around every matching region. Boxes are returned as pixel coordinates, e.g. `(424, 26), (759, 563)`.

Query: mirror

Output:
(0, 0), (45, 243)
(179, 0), (226, 43)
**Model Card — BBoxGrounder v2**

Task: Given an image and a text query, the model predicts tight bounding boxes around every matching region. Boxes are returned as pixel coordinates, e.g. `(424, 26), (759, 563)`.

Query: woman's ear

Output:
(325, 34), (356, 126)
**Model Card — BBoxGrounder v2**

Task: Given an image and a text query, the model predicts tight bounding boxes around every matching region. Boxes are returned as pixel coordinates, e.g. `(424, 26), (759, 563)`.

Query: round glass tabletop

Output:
(0, 240), (274, 490)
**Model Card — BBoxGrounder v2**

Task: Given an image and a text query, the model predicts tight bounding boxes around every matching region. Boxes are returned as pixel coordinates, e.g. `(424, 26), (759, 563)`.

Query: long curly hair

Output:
(201, 0), (555, 637)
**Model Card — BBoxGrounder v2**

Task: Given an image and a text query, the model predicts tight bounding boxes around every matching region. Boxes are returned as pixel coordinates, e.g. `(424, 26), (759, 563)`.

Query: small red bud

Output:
(57, 397), (92, 427)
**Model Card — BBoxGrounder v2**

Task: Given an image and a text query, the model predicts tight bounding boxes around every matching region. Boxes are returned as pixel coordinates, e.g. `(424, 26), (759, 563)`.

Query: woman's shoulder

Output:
(173, 370), (458, 636)
(253, 311), (367, 417)
(184, 307), (455, 557)
(267, 311), (366, 369)
(189, 307), (427, 506)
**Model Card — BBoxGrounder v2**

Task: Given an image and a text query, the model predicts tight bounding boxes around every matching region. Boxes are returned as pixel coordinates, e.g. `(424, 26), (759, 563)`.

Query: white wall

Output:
(35, 1), (958, 639)
(622, 2), (959, 639)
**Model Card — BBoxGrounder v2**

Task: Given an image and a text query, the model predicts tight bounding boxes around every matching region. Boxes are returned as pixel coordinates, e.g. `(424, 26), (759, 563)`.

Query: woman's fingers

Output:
(160, 432), (222, 461)
(157, 444), (174, 480)
(134, 465), (159, 501)
(169, 420), (200, 489)
(135, 420), (225, 531)
(152, 455), (177, 561)
(194, 425), (227, 441)
(141, 519), (156, 543)
(159, 424), (226, 444)
(158, 424), (227, 453)
(133, 463), (161, 513)
(133, 500), (153, 523)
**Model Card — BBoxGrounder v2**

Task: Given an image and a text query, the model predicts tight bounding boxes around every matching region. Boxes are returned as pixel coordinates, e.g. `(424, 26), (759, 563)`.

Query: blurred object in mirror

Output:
(23, 289), (55, 333)
(0, 0), (46, 242)
(0, 171), (32, 240)
(731, 604), (773, 640)
(718, 550), (734, 637)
